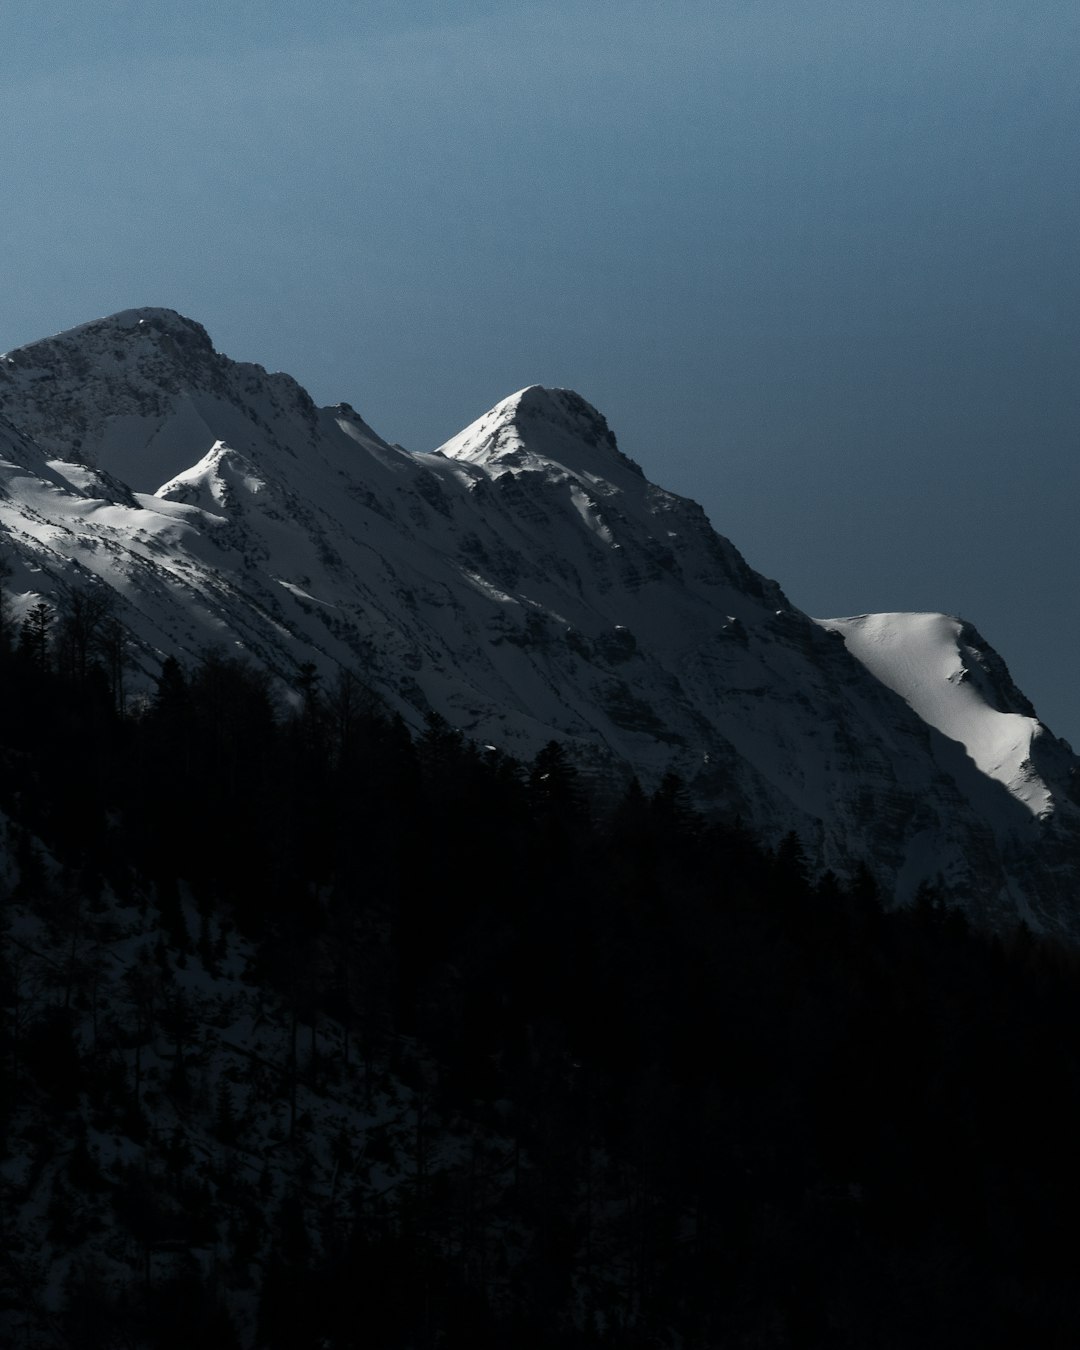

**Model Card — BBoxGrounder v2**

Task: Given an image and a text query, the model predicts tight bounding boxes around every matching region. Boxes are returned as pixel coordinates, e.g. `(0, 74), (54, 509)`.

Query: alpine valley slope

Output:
(1, 308), (1078, 934)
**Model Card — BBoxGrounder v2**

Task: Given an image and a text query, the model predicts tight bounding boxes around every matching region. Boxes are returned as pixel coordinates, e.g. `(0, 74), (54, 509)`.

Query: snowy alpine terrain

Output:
(1, 308), (1078, 934)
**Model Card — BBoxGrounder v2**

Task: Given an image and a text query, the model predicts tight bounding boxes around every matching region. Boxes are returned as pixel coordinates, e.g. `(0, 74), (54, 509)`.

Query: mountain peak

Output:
(2, 307), (215, 364)
(96, 307), (215, 349)
(0, 306), (314, 489)
(437, 385), (644, 480)
(504, 384), (615, 439)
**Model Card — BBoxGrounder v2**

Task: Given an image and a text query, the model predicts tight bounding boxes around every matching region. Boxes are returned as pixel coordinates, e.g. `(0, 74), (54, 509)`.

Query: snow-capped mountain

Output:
(1, 308), (1077, 934)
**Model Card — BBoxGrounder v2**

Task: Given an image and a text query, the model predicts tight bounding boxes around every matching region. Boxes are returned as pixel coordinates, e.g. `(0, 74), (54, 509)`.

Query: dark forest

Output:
(3, 605), (1080, 1348)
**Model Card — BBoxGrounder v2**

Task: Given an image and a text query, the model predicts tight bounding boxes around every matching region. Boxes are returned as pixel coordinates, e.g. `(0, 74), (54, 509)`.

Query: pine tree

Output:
(649, 770), (699, 843)
(18, 600), (54, 670)
(528, 740), (583, 828)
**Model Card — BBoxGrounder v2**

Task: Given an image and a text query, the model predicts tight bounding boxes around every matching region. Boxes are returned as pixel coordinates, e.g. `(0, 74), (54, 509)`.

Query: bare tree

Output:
(56, 585), (114, 685)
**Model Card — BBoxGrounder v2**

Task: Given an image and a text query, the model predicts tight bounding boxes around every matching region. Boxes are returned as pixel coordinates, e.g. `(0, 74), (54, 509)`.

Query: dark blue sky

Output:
(3, 1), (1078, 744)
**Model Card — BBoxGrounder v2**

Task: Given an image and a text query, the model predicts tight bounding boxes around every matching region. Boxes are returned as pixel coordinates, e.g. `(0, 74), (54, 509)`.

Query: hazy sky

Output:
(2, 1), (1078, 744)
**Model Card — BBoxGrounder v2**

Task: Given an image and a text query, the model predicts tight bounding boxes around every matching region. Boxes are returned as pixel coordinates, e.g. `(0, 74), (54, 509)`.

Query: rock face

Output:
(1, 309), (1078, 934)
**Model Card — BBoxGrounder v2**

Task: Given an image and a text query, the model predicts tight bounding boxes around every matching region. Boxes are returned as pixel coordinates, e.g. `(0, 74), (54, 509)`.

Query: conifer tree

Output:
(18, 599), (54, 670)
(528, 739), (583, 827)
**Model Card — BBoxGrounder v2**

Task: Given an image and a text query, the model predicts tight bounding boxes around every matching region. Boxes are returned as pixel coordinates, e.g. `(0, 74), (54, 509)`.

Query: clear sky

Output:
(2, 1), (1079, 745)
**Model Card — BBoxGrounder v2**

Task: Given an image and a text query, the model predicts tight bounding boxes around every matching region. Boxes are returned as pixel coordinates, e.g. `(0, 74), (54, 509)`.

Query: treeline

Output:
(4, 616), (1080, 1346)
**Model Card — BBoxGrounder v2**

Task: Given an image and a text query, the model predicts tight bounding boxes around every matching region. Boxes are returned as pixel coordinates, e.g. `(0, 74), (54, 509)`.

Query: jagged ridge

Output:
(0, 310), (1077, 936)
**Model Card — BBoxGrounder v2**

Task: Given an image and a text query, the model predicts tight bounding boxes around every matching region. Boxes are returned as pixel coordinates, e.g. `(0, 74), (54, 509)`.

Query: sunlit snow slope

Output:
(819, 613), (1057, 816)
(1, 309), (1078, 936)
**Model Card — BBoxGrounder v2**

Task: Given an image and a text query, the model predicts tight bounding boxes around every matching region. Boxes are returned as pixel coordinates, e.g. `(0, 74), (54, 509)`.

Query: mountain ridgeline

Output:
(0, 307), (1077, 934)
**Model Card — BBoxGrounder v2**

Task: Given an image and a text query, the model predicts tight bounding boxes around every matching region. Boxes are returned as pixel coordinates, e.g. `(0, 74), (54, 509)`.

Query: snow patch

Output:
(818, 612), (1052, 816)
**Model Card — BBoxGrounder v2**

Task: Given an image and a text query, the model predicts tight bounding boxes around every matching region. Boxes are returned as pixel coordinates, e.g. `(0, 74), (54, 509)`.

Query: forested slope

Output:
(3, 628), (1080, 1347)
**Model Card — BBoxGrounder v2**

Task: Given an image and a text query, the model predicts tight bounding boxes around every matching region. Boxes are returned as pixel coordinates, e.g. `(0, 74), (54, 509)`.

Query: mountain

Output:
(1, 307), (1078, 934)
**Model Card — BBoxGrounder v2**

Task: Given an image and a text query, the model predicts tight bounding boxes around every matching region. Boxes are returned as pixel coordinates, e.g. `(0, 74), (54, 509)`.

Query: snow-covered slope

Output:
(1, 309), (1078, 935)
(820, 613), (1056, 817)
